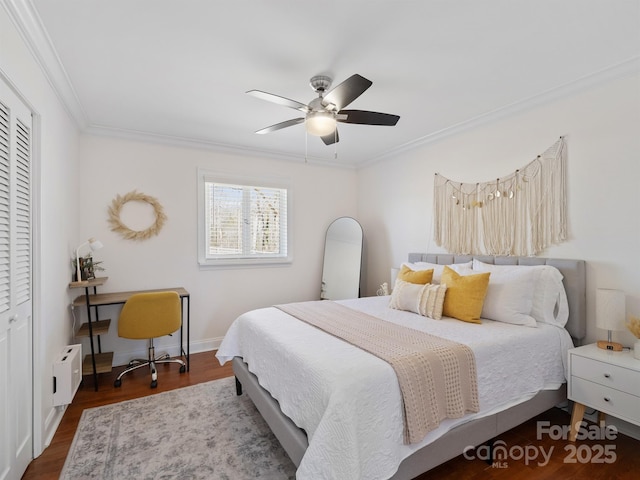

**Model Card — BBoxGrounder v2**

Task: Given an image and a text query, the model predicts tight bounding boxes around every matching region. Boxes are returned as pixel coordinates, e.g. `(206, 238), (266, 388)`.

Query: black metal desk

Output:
(71, 281), (190, 390)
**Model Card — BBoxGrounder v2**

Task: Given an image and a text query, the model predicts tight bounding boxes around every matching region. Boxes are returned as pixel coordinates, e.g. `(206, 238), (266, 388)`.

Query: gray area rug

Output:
(61, 377), (296, 479)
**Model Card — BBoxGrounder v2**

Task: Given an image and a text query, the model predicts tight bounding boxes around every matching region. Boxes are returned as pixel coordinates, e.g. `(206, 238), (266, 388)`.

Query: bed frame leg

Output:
(485, 438), (494, 465)
(235, 376), (243, 396)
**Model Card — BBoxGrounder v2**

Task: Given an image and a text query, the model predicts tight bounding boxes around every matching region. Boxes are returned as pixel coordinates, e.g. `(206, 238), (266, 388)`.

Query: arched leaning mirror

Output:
(321, 217), (363, 300)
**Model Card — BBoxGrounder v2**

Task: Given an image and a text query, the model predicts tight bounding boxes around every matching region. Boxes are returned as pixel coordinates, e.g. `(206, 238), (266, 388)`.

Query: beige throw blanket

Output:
(276, 301), (479, 444)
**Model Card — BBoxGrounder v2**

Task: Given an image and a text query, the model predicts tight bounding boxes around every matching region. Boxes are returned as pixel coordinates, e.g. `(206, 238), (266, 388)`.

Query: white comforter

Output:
(216, 296), (573, 480)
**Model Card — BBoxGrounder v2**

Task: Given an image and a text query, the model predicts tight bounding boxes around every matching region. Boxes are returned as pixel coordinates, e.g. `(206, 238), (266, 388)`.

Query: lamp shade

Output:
(305, 112), (336, 136)
(88, 238), (103, 251)
(596, 288), (625, 331)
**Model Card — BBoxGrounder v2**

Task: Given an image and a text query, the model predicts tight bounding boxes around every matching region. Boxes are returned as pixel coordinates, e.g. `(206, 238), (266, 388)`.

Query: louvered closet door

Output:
(0, 79), (33, 480)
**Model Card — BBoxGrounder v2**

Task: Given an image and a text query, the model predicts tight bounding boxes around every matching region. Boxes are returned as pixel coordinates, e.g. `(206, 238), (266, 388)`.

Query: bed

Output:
(216, 254), (586, 479)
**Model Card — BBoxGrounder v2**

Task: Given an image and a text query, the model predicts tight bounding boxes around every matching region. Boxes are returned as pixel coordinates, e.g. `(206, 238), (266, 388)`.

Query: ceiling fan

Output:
(247, 74), (400, 145)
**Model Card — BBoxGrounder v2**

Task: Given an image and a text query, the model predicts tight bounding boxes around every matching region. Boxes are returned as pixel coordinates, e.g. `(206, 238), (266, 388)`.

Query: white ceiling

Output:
(19, 0), (640, 166)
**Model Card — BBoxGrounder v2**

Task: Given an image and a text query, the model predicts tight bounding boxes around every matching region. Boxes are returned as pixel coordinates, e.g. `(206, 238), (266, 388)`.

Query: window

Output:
(198, 170), (291, 267)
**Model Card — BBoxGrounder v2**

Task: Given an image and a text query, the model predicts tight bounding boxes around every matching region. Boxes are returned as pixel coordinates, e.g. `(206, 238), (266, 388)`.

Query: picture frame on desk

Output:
(72, 255), (103, 282)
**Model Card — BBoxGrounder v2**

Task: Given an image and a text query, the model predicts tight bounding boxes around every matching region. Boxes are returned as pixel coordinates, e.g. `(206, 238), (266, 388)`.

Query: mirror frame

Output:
(320, 216), (363, 300)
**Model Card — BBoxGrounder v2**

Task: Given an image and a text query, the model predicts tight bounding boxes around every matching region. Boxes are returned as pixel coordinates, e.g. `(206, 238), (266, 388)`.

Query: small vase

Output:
(635, 339), (640, 360)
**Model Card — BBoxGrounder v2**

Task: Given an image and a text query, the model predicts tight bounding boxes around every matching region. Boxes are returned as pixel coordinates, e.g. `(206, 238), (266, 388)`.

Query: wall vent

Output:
(53, 344), (82, 406)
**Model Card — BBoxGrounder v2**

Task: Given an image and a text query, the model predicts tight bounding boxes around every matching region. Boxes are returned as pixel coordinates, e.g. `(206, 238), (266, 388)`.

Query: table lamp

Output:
(596, 288), (625, 351)
(71, 237), (103, 286)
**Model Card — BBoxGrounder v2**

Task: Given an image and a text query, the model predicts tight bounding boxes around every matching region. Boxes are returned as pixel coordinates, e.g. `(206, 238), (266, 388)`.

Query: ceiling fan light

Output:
(305, 112), (336, 136)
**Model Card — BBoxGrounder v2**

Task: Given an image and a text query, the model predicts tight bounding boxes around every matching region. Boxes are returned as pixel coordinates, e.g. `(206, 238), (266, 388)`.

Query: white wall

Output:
(77, 135), (358, 363)
(1, 3), (80, 454)
(358, 72), (640, 349)
(3, 0), (638, 455)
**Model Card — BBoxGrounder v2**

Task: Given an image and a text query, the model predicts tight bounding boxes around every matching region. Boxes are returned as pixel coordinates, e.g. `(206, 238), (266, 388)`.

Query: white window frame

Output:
(197, 169), (293, 268)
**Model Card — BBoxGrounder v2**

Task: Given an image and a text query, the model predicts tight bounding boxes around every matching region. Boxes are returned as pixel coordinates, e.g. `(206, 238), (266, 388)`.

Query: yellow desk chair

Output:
(114, 291), (186, 388)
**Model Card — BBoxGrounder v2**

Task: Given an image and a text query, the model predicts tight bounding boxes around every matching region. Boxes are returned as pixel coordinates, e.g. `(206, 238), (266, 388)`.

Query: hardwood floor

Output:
(416, 407), (640, 479)
(23, 351), (233, 480)
(24, 351), (640, 479)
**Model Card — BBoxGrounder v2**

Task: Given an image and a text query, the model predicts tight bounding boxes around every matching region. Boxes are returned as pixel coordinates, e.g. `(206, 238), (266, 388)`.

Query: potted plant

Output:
(72, 255), (105, 281)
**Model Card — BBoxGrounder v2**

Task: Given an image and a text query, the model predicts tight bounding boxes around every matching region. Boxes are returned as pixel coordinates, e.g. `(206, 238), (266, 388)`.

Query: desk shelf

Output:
(75, 319), (111, 338)
(69, 277), (112, 390)
(82, 352), (114, 376)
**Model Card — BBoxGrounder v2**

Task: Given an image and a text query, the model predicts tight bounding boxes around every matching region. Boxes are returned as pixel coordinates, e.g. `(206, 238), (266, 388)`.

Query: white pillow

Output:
(389, 280), (424, 314)
(472, 259), (569, 327)
(402, 261), (472, 284)
(480, 268), (537, 327)
(531, 267), (569, 326)
(389, 280), (447, 320)
(419, 283), (448, 320)
(551, 286), (569, 327)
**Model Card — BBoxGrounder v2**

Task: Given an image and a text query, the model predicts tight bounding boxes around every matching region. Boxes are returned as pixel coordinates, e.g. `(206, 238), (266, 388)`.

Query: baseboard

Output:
(43, 404), (66, 448)
(190, 336), (224, 353)
(599, 414), (640, 442)
(557, 402), (640, 442)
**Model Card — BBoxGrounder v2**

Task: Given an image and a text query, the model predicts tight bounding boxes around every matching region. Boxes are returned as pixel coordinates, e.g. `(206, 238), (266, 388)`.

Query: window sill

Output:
(198, 256), (293, 270)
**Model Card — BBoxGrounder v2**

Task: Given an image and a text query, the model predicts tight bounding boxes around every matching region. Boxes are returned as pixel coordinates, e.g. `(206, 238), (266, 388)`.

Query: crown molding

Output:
(2, 0), (88, 128)
(83, 51), (639, 170)
(4, 0), (353, 169)
(363, 56), (640, 168)
(6, 0), (637, 170)
(84, 124), (358, 170)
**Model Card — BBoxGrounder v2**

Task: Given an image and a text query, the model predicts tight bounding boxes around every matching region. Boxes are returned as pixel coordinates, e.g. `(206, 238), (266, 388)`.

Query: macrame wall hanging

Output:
(433, 137), (567, 256)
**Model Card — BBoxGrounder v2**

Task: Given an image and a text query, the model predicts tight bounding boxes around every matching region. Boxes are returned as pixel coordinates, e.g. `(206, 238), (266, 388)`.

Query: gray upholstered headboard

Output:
(408, 253), (586, 342)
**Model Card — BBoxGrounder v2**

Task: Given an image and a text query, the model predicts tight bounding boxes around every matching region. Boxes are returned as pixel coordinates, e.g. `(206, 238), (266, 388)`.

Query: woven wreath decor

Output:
(108, 190), (167, 240)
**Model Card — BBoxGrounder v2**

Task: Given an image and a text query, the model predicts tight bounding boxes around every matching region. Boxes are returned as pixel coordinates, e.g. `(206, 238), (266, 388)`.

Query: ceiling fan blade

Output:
(322, 74), (372, 111)
(338, 110), (400, 126)
(255, 118), (305, 134)
(321, 129), (339, 145)
(247, 90), (309, 113)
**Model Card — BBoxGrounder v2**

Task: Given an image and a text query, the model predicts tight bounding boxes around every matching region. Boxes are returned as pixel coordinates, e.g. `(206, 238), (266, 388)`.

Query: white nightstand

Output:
(568, 343), (640, 441)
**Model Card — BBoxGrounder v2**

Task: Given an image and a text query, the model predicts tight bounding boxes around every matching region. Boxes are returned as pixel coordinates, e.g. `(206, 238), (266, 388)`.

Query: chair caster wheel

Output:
(151, 380), (158, 388)
(114, 379), (122, 388)
(180, 365), (186, 373)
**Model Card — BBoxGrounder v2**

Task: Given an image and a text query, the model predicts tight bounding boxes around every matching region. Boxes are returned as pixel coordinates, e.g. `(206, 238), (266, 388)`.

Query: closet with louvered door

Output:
(0, 79), (33, 480)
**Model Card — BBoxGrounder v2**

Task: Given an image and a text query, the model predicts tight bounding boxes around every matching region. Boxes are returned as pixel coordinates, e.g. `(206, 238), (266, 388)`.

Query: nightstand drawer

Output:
(571, 354), (640, 396)
(570, 377), (640, 425)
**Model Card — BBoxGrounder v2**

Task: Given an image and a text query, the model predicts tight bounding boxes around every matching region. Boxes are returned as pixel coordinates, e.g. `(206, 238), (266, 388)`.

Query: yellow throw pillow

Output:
(397, 265), (433, 285)
(441, 266), (490, 323)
